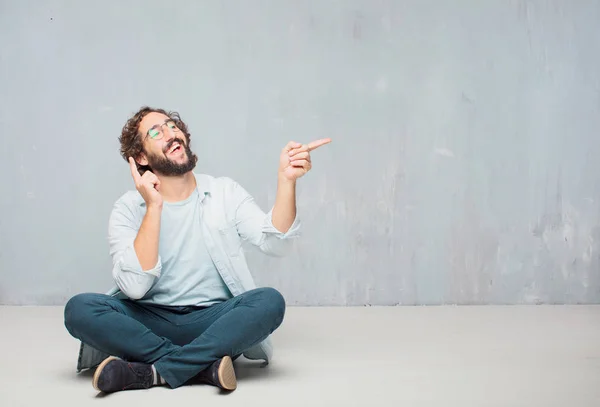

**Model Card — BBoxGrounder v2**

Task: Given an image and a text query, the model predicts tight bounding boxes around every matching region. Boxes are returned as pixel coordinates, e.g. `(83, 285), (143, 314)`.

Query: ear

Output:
(137, 153), (149, 166)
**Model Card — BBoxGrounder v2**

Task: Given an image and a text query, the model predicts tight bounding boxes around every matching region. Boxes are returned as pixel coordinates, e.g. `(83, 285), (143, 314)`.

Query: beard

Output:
(146, 137), (198, 176)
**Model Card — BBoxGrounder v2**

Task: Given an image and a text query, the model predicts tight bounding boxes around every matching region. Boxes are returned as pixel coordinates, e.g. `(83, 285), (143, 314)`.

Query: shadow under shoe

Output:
(194, 356), (237, 391)
(93, 356), (155, 393)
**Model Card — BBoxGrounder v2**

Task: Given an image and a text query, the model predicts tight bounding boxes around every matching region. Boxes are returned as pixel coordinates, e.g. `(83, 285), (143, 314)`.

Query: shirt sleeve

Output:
(107, 197), (162, 299)
(226, 178), (301, 257)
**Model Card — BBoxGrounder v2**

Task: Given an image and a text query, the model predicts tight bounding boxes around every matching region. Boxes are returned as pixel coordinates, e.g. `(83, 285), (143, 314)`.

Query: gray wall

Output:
(2, 0), (599, 305)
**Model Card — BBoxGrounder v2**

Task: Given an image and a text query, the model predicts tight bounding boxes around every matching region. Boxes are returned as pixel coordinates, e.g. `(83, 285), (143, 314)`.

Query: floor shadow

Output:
(57, 367), (95, 383)
(74, 368), (95, 381)
(233, 358), (293, 382)
(59, 367), (112, 398)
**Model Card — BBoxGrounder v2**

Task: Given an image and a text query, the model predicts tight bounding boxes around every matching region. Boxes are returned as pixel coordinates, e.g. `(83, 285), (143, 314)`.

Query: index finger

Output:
(307, 138), (332, 152)
(128, 157), (141, 181)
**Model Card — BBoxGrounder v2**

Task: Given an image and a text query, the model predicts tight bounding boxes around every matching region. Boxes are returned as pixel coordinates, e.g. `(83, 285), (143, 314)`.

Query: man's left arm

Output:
(233, 138), (331, 256)
(270, 175), (297, 234)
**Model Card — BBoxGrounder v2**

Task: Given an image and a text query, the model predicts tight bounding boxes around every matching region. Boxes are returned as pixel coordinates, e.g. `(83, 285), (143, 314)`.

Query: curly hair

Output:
(119, 106), (192, 176)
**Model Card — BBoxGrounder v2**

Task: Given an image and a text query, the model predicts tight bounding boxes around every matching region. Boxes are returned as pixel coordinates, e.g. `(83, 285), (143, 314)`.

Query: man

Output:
(64, 106), (330, 393)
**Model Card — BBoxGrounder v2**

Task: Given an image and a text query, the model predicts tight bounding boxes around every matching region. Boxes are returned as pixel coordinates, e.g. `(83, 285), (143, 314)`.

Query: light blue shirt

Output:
(107, 173), (301, 303)
(136, 188), (232, 307)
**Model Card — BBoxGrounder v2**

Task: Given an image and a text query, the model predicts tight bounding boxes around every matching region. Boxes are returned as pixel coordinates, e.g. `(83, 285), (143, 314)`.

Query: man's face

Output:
(137, 112), (197, 176)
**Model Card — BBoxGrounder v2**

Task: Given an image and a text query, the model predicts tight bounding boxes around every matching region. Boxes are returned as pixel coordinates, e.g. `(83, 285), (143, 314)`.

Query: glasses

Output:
(146, 119), (179, 140)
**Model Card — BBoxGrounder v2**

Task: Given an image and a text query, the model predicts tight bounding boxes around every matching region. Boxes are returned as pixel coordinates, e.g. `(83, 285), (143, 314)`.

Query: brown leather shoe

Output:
(195, 356), (237, 391)
(92, 356), (156, 393)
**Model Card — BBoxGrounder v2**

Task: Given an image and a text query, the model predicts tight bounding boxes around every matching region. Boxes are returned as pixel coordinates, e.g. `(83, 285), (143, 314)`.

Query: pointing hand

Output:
(279, 138), (331, 181)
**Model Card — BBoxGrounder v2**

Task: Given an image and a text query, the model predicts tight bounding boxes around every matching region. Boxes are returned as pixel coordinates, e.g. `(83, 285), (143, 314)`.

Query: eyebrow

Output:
(148, 118), (172, 131)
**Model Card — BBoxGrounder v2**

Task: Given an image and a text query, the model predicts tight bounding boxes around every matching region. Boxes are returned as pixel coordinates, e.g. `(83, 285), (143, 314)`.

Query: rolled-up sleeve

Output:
(227, 178), (301, 257)
(262, 207), (301, 239)
(108, 198), (161, 299)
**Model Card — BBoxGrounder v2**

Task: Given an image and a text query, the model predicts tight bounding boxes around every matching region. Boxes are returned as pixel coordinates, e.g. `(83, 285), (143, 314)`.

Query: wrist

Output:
(146, 202), (163, 212)
(277, 173), (296, 187)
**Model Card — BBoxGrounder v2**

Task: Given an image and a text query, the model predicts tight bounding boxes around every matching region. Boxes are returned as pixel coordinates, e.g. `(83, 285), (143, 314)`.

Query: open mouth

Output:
(167, 143), (182, 155)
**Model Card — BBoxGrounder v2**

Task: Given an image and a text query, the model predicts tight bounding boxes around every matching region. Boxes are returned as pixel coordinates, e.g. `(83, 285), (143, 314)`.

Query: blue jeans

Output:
(64, 287), (285, 388)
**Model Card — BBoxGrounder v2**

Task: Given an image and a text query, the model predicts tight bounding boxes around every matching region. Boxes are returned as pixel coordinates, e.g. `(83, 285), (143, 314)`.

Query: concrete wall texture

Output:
(1, 1), (599, 305)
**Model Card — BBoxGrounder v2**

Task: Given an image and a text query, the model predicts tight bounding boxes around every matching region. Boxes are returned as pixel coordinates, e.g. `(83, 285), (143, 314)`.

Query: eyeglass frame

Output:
(145, 119), (180, 140)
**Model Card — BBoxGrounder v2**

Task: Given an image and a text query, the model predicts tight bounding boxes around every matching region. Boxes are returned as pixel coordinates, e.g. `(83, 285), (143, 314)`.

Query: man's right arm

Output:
(108, 198), (162, 300)
(133, 204), (162, 271)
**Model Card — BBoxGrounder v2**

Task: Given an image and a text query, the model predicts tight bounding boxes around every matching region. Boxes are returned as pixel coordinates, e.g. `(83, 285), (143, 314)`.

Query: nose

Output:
(162, 124), (176, 143)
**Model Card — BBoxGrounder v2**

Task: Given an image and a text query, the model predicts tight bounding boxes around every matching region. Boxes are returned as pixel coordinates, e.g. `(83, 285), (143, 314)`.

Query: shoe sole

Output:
(92, 356), (119, 391)
(218, 356), (237, 391)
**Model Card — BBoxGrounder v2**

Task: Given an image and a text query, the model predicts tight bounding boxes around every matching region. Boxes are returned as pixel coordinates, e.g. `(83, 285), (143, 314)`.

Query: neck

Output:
(156, 171), (197, 202)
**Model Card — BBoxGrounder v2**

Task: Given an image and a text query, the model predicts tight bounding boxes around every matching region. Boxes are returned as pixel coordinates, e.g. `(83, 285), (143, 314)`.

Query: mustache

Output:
(163, 137), (186, 154)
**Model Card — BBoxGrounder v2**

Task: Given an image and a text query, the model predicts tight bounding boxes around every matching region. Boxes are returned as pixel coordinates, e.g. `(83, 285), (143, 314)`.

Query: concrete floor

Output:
(1, 305), (599, 406)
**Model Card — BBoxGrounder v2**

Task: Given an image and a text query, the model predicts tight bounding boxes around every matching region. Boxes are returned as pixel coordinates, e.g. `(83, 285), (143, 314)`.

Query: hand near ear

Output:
(129, 157), (163, 208)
